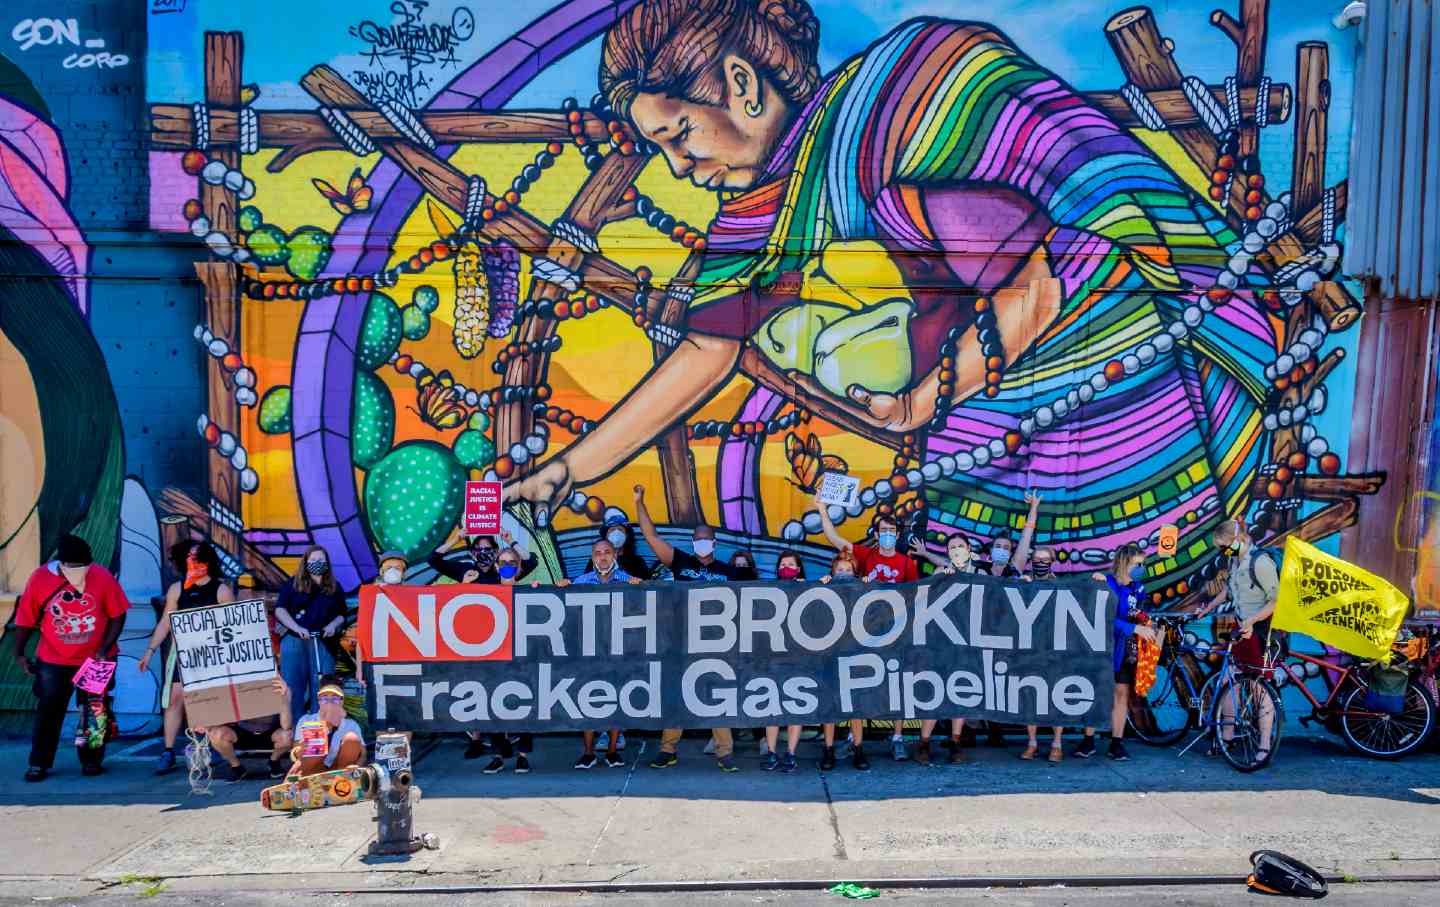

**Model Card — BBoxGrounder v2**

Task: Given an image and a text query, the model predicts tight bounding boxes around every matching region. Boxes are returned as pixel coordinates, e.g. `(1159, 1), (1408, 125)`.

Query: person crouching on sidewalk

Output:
(205, 676), (293, 781)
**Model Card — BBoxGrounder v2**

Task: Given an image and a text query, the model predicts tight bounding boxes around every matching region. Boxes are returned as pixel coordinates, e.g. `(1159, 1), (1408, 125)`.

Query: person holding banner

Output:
(1021, 546), (1067, 764)
(635, 485), (744, 772)
(138, 541), (235, 775)
(761, 551), (808, 772)
(817, 498), (918, 767)
(13, 534), (130, 782)
(559, 538), (643, 770)
(275, 547), (349, 724)
(1072, 543), (1158, 762)
(464, 545), (540, 768)
(589, 515), (655, 580)
(909, 533), (977, 766)
(429, 531), (538, 585)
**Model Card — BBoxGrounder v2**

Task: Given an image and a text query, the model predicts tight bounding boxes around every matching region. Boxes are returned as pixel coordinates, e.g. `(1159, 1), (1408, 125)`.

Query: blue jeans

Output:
(280, 633), (334, 721)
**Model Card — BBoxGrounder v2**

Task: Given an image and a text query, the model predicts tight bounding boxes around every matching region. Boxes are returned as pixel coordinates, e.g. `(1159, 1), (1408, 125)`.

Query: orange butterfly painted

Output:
(785, 431), (848, 494)
(411, 370), (468, 431)
(312, 168), (373, 216)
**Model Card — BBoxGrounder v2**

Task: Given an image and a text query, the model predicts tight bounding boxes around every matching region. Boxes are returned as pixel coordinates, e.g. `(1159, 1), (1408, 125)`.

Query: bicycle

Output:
(1126, 613), (1222, 746)
(1169, 629), (1285, 772)
(1267, 635), (1436, 760)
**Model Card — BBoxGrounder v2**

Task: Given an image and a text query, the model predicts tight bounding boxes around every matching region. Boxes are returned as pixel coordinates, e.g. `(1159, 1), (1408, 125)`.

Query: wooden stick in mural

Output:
(157, 487), (289, 589)
(495, 150), (652, 475)
(198, 32), (245, 569)
(1268, 36), (1325, 516)
(148, 85), (1291, 171)
(648, 255), (704, 526)
(1210, 0), (1269, 158)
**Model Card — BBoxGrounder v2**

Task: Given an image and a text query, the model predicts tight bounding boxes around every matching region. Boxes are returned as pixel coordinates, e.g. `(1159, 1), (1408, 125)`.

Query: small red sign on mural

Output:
(463, 481), (502, 536)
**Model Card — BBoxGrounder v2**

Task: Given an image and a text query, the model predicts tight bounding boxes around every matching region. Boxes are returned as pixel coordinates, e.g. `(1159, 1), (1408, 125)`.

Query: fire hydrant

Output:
(370, 730), (437, 856)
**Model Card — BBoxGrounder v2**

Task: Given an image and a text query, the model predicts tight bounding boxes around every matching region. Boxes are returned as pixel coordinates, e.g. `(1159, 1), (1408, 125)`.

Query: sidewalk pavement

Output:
(0, 731), (1436, 899)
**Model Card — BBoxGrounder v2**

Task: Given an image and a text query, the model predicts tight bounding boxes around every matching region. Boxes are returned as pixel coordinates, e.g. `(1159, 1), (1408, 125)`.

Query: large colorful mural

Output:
(133, 0), (1378, 609)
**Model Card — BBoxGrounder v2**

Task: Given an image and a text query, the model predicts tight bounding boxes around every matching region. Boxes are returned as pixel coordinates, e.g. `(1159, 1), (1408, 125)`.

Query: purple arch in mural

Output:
(291, 0), (641, 590)
(717, 387), (784, 535)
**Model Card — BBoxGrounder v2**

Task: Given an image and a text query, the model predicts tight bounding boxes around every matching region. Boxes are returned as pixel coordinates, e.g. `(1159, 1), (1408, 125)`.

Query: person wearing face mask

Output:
(817, 499), (919, 768)
(589, 516), (655, 580)
(817, 550), (863, 770)
(908, 533), (975, 765)
(634, 485), (743, 771)
(760, 551), (807, 772)
(975, 491), (1043, 748)
(467, 547), (544, 770)
(556, 539), (643, 769)
(730, 551), (760, 580)
(289, 675), (365, 778)
(139, 541), (235, 775)
(275, 546), (349, 723)
(428, 531), (539, 585)
(1071, 543), (1159, 762)
(1020, 546), (1066, 764)
(376, 551), (408, 587)
(14, 534), (131, 782)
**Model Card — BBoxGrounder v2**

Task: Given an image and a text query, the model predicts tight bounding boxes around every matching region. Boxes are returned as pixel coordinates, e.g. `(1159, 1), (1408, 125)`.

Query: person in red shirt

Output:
(12, 535), (130, 782)
(816, 496), (919, 769)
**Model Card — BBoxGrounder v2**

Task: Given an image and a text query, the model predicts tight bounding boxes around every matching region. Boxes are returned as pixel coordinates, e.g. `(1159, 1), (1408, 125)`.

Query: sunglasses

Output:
(317, 694), (344, 704)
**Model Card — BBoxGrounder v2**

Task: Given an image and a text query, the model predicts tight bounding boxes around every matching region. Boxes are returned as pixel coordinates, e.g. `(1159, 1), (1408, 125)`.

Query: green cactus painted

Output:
(351, 371), (396, 470)
(257, 386), (292, 434)
(363, 441), (468, 563)
(355, 292), (403, 370)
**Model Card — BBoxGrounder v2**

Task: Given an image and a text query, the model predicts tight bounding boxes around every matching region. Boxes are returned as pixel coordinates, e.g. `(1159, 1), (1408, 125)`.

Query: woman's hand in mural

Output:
(780, 369), (934, 433)
(502, 457), (573, 528)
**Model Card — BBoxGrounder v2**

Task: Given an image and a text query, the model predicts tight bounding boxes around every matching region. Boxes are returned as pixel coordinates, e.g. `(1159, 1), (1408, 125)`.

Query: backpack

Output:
(1247, 850), (1328, 899)
(1247, 545), (1283, 592)
(1362, 664), (1409, 715)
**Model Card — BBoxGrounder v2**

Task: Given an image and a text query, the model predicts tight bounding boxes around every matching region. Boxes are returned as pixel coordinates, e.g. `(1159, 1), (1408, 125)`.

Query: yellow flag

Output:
(1273, 537), (1410, 661)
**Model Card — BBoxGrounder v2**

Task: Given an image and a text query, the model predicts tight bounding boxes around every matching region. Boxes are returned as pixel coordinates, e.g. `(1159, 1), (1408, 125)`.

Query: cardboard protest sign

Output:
(817, 472), (860, 507)
(72, 657), (116, 695)
(1273, 537), (1410, 661)
(360, 573), (1116, 732)
(170, 599), (283, 727)
(463, 481), (502, 536)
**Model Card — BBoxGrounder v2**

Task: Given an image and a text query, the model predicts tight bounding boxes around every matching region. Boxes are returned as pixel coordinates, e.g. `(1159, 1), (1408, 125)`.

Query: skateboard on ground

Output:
(260, 765), (373, 811)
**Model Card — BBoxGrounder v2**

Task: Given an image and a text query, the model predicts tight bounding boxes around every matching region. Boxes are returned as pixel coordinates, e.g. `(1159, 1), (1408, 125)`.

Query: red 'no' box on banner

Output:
(464, 481), (502, 536)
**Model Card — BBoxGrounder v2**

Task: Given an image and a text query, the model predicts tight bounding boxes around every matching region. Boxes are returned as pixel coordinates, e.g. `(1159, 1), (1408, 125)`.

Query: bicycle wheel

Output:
(1127, 655), (1197, 746)
(1338, 681), (1436, 759)
(1209, 673), (1284, 773)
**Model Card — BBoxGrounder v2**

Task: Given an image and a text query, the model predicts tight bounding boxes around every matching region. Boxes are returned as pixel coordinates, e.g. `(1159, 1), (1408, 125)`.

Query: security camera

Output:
(1333, 1), (1367, 29)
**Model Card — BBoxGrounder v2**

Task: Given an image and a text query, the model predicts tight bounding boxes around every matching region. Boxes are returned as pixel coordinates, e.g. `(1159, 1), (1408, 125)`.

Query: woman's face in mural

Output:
(628, 56), (793, 192)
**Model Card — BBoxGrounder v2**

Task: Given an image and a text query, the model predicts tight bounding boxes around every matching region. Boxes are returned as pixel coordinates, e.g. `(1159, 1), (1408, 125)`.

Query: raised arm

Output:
(633, 485), (675, 566)
(814, 492), (852, 553)
(1013, 490), (1042, 572)
(908, 537), (947, 570)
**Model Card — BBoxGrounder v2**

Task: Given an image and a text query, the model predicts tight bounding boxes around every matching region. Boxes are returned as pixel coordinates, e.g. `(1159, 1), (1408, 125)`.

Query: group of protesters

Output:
(11, 481), (1280, 783)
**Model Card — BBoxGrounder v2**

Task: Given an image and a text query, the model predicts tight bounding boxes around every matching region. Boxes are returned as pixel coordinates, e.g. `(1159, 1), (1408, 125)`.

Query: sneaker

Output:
(891, 736), (909, 762)
(268, 759), (286, 779)
(1107, 739), (1130, 762)
(154, 749), (177, 775)
(780, 752), (798, 773)
(820, 746), (837, 772)
(649, 751), (678, 769)
(483, 756), (506, 774)
(573, 753), (597, 770)
(914, 739), (931, 766)
(763, 752), (779, 772)
(223, 762), (247, 782)
(515, 754), (531, 774)
(1072, 736), (1097, 759)
(852, 746), (871, 772)
(463, 737), (488, 760)
(717, 756), (740, 773)
(604, 751), (625, 769)
(703, 737), (717, 755)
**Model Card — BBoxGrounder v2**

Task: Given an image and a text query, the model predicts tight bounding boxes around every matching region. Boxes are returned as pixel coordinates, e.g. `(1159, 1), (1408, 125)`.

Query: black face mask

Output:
(1032, 560), (1054, 578)
(472, 547), (497, 569)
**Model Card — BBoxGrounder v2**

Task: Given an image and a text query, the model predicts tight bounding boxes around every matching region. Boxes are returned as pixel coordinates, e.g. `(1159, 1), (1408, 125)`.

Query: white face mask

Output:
(693, 538), (716, 558)
(606, 528), (627, 548)
(381, 567), (403, 585)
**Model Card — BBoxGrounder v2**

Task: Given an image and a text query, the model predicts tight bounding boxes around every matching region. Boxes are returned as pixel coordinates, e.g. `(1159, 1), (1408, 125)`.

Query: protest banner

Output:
(170, 598), (283, 727)
(817, 473), (861, 508)
(1274, 537), (1410, 661)
(463, 481), (502, 536)
(359, 573), (1116, 732)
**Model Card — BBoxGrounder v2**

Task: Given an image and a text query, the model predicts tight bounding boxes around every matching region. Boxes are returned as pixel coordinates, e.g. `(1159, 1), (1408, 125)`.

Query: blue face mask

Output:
(1129, 564), (1147, 583)
(497, 563), (519, 580)
(878, 531), (898, 550)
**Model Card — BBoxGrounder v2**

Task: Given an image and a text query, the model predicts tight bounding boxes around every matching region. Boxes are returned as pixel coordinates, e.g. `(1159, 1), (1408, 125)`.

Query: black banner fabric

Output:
(360, 573), (1117, 732)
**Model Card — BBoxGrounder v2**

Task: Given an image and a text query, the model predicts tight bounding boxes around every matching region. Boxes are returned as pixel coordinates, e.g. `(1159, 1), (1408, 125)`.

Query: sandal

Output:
(1019, 743), (1038, 760)
(1048, 745), (1064, 764)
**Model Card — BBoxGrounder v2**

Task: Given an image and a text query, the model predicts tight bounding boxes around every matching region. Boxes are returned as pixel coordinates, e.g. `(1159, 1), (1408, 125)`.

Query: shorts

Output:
(1114, 663), (1137, 686)
(232, 718), (282, 751)
(1231, 619), (1271, 672)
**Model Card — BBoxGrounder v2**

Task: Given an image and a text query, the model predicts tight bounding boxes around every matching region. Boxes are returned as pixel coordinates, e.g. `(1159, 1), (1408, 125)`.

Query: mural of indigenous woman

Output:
(506, 0), (1273, 580)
